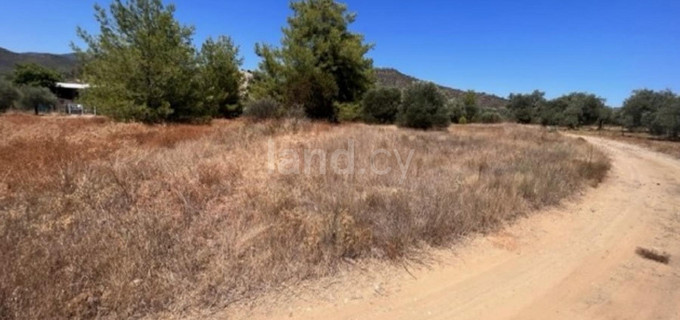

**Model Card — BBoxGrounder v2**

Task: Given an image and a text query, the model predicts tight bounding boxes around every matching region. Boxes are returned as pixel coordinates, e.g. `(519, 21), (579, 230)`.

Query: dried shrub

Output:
(0, 116), (609, 319)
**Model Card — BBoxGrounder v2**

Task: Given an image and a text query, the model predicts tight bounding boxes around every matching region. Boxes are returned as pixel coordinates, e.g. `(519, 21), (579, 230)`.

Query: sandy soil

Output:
(216, 136), (680, 320)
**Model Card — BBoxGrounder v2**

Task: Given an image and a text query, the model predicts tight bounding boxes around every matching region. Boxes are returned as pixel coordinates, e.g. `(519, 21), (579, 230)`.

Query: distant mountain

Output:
(0, 47), (77, 75)
(375, 68), (507, 109)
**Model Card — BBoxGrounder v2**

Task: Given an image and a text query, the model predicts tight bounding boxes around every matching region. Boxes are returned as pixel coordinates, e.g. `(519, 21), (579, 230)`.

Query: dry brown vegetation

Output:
(0, 115), (609, 319)
(575, 127), (680, 159)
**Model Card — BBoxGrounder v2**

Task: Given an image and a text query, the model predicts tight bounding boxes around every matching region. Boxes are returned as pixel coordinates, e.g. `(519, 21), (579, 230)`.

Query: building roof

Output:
(55, 82), (90, 90)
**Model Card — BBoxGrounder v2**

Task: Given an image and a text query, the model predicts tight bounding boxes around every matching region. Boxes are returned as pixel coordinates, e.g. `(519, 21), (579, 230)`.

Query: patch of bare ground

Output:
(0, 114), (609, 319)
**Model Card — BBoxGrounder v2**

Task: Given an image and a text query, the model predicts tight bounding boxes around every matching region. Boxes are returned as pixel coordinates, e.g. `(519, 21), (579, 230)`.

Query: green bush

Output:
(361, 87), (401, 124)
(480, 111), (502, 123)
(458, 116), (468, 125)
(19, 86), (58, 115)
(447, 98), (465, 123)
(397, 82), (450, 129)
(0, 80), (19, 112)
(337, 102), (362, 122)
(243, 98), (282, 119)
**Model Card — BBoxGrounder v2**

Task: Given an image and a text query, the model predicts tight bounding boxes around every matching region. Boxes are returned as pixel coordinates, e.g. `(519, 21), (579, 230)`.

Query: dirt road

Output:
(230, 136), (680, 320)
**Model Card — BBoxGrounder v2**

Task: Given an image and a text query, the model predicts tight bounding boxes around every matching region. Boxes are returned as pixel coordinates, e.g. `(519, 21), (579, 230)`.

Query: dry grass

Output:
(574, 126), (680, 159)
(0, 114), (609, 319)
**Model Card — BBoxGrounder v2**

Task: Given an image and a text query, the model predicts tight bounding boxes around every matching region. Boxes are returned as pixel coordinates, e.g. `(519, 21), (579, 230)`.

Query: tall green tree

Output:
(197, 36), (244, 118)
(18, 86), (58, 115)
(653, 96), (680, 139)
(12, 63), (62, 89)
(507, 90), (545, 124)
(621, 89), (675, 130)
(0, 80), (20, 112)
(547, 92), (607, 128)
(251, 0), (374, 121)
(75, 0), (204, 122)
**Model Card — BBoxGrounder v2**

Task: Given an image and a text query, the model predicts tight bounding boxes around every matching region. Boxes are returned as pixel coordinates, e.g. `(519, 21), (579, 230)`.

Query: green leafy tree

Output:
(547, 92), (607, 128)
(463, 90), (479, 122)
(75, 0), (206, 122)
(361, 87), (401, 123)
(507, 90), (545, 124)
(447, 98), (465, 123)
(197, 36), (244, 118)
(621, 89), (675, 131)
(654, 96), (680, 139)
(0, 80), (20, 112)
(12, 63), (62, 89)
(251, 0), (374, 121)
(397, 82), (450, 129)
(19, 86), (58, 115)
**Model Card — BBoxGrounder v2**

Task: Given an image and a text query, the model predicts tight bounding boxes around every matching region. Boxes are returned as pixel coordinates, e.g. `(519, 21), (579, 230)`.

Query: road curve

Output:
(230, 136), (680, 320)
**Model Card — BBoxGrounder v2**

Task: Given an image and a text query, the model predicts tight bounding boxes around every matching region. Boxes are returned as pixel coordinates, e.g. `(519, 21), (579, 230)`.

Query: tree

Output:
(654, 96), (680, 139)
(251, 0), (374, 121)
(621, 89), (675, 131)
(547, 92), (607, 128)
(0, 80), (20, 112)
(12, 63), (62, 89)
(463, 90), (479, 122)
(397, 82), (450, 129)
(197, 36), (244, 118)
(19, 86), (58, 115)
(75, 0), (206, 122)
(447, 98), (465, 123)
(361, 87), (401, 124)
(507, 90), (545, 124)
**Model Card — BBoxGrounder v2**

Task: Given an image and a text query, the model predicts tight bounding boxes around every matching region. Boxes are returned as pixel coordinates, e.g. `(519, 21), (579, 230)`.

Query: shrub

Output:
(463, 90), (480, 121)
(243, 98), (282, 119)
(458, 116), (468, 124)
(447, 98), (465, 123)
(337, 102), (362, 122)
(397, 82), (450, 129)
(18, 86), (58, 115)
(0, 80), (19, 112)
(361, 87), (401, 124)
(480, 111), (502, 123)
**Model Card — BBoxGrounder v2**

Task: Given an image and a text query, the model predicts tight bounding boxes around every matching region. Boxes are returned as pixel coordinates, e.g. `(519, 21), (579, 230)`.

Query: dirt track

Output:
(230, 136), (680, 320)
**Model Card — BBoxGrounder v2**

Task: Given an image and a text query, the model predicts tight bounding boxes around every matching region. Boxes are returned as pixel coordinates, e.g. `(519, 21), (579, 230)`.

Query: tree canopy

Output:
(251, 0), (374, 121)
(75, 0), (242, 123)
(621, 89), (679, 138)
(12, 63), (63, 89)
(397, 82), (450, 129)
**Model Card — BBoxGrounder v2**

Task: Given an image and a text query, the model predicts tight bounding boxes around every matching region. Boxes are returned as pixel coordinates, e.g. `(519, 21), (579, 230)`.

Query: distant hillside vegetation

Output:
(0, 47), (77, 75)
(375, 68), (507, 109)
(0, 47), (507, 110)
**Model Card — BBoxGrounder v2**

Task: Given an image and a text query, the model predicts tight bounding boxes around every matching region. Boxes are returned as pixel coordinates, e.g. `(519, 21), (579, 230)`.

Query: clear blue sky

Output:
(1, 0), (678, 106)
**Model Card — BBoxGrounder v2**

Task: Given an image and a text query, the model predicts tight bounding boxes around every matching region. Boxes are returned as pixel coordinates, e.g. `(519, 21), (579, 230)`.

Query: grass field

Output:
(0, 115), (609, 319)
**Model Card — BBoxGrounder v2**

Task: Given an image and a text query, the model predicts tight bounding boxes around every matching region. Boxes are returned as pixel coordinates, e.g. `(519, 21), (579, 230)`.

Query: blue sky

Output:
(1, 0), (678, 106)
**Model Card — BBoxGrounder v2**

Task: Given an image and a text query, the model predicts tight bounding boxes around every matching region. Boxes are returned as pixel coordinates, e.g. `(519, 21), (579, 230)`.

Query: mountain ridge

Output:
(0, 47), (77, 75)
(375, 68), (507, 109)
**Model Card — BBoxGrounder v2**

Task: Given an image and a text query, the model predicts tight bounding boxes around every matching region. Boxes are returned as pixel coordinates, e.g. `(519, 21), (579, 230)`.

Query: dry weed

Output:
(0, 117), (609, 319)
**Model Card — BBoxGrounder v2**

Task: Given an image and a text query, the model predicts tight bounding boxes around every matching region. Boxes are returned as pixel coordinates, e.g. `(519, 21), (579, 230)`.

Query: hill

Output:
(375, 68), (508, 109)
(0, 47), (77, 75)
